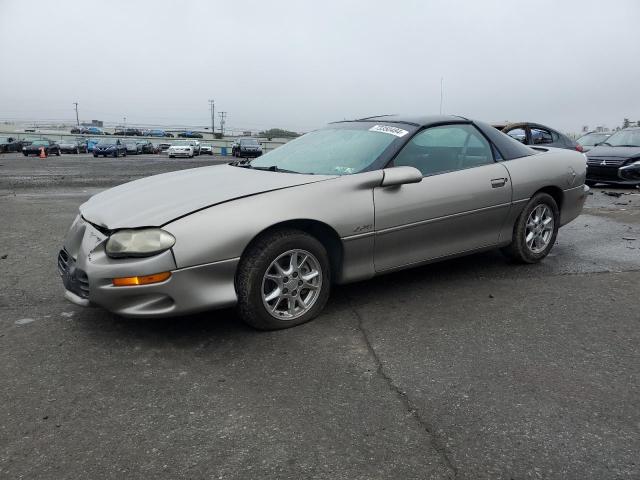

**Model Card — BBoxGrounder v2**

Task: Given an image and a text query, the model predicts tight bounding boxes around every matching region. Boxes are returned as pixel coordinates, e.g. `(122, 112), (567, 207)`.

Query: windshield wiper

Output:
(251, 165), (300, 174)
(229, 160), (253, 168)
(614, 144), (640, 147)
(599, 142), (612, 146)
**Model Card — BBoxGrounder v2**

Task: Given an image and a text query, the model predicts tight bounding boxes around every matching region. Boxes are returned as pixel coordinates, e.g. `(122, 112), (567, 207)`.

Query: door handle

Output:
(491, 177), (507, 188)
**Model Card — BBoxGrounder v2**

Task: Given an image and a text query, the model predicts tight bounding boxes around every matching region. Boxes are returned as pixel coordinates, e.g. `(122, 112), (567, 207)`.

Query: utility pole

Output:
(208, 99), (215, 136)
(218, 112), (227, 137)
(73, 102), (79, 126)
(123, 116), (126, 128)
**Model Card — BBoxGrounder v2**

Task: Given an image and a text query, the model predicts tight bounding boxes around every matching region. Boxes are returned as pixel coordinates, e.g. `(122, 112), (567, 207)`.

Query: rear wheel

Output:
(501, 192), (559, 263)
(236, 229), (331, 330)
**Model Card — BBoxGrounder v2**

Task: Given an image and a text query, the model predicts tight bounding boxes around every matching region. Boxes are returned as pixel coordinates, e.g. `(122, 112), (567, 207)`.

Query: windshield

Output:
(577, 133), (610, 146)
(97, 140), (118, 146)
(602, 129), (640, 147)
(32, 140), (48, 146)
(249, 127), (400, 175)
(174, 141), (192, 146)
(240, 138), (259, 146)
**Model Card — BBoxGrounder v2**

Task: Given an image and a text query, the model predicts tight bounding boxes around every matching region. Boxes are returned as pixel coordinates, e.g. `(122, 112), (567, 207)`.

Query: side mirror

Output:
(381, 166), (423, 187)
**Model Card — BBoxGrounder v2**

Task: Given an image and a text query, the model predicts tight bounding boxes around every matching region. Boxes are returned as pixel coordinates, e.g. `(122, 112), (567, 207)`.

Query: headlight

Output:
(105, 228), (175, 258)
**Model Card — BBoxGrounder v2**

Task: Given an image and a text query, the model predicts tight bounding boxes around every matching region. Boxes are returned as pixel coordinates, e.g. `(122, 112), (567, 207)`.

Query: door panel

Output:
(374, 162), (512, 271)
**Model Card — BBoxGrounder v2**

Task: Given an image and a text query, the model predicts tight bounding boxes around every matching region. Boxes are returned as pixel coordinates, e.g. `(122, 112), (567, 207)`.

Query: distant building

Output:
(81, 119), (104, 127)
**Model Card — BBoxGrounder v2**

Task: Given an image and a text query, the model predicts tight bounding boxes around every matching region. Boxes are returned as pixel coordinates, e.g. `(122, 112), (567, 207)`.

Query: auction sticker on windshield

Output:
(369, 125), (409, 137)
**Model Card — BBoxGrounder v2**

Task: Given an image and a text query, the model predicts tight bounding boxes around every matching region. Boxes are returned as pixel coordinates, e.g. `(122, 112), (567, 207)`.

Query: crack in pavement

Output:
(344, 293), (458, 479)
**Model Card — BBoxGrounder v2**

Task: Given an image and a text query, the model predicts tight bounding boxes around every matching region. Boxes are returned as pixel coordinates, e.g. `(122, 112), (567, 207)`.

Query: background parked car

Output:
(494, 122), (583, 152)
(86, 137), (103, 152)
(123, 139), (143, 155)
(58, 138), (88, 154)
(586, 127), (640, 186)
(178, 131), (203, 139)
(114, 127), (143, 136)
(232, 137), (263, 158)
(23, 139), (61, 157)
(70, 126), (82, 134)
(0, 136), (23, 153)
(136, 140), (155, 154)
(576, 131), (612, 153)
(158, 142), (172, 151)
(167, 141), (195, 158)
(200, 144), (213, 155)
(148, 129), (173, 137)
(82, 127), (104, 135)
(93, 139), (127, 158)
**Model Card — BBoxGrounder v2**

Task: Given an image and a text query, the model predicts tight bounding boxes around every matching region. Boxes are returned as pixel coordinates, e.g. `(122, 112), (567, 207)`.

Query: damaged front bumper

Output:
(58, 215), (239, 317)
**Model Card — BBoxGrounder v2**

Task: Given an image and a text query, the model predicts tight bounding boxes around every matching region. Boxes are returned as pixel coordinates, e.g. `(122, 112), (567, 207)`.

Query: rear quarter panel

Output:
(501, 148), (587, 235)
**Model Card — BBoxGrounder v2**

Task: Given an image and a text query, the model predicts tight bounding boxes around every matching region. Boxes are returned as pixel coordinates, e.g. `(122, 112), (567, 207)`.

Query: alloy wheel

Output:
(525, 204), (554, 253)
(261, 249), (322, 320)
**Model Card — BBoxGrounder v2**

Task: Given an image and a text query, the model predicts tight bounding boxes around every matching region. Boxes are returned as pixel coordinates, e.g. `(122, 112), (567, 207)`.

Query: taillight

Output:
(575, 144), (584, 152)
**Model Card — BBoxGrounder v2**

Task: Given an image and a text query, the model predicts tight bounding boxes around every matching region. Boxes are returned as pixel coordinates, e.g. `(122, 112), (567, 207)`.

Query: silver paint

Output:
(61, 145), (588, 318)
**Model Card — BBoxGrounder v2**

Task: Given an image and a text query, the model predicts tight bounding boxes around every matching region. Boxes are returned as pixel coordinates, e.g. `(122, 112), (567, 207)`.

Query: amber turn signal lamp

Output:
(112, 271), (171, 287)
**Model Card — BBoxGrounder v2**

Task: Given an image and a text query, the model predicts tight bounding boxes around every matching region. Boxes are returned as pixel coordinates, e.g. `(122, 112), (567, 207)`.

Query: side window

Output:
(394, 124), (494, 176)
(505, 127), (527, 144)
(530, 128), (554, 145)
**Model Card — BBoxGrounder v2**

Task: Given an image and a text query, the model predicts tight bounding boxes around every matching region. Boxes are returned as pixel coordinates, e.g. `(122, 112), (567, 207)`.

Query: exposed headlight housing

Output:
(105, 228), (175, 258)
(619, 160), (640, 181)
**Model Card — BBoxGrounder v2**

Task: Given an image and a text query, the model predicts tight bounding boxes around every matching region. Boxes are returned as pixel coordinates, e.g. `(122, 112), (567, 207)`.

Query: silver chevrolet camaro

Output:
(59, 115), (589, 329)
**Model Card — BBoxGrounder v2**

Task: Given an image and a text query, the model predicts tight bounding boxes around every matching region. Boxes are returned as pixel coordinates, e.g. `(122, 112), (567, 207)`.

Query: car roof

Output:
(332, 114), (469, 127)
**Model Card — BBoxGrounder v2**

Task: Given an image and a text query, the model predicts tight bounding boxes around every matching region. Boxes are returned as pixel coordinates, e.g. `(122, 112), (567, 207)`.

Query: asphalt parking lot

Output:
(1, 153), (639, 479)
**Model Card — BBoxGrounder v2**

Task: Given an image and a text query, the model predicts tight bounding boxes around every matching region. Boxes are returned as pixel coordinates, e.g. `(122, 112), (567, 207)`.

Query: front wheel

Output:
(501, 192), (559, 264)
(236, 229), (331, 330)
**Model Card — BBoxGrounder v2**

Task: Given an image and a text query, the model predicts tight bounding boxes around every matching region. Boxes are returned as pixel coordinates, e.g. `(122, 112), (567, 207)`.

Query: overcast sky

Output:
(1, 0), (638, 133)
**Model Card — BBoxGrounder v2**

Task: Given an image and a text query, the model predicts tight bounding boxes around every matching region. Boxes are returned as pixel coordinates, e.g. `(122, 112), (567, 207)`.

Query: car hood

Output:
(586, 145), (640, 158)
(95, 144), (117, 149)
(80, 164), (336, 229)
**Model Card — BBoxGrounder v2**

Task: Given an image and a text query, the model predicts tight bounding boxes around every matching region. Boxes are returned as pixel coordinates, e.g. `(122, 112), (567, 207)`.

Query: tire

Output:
(585, 180), (596, 187)
(76, 147), (80, 154)
(56, 149), (61, 156)
(236, 228), (331, 330)
(124, 150), (127, 157)
(93, 154), (98, 158)
(23, 152), (28, 157)
(169, 155), (174, 158)
(501, 192), (559, 264)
